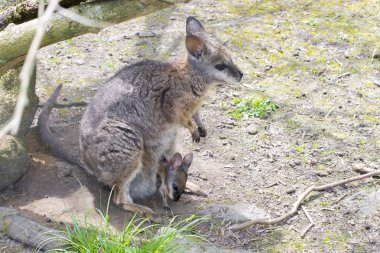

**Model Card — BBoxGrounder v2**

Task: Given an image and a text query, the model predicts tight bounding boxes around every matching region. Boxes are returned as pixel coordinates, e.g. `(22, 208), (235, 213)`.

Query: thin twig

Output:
(334, 58), (343, 67)
(334, 193), (348, 204)
(265, 182), (278, 188)
(230, 169), (380, 231)
(301, 223), (314, 238)
(38, 101), (88, 108)
(325, 107), (335, 118)
(337, 72), (350, 79)
(300, 205), (314, 238)
(56, 5), (112, 28)
(0, 0), (60, 137)
(278, 179), (287, 186)
(242, 82), (258, 90)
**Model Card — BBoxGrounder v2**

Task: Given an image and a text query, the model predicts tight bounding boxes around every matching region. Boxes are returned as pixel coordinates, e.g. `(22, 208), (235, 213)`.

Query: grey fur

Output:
(38, 16), (242, 216)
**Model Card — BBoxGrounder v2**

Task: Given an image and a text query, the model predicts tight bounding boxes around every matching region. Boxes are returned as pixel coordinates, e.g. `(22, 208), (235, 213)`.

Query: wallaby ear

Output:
(186, 35), (204, 60)
(186, 16), (205, 35)
(171, 153), (183, 171)
(181, 153), (193, 173)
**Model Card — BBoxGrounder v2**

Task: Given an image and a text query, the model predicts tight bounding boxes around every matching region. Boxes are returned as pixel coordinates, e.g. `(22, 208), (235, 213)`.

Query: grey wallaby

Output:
(38, 16), (243, 217)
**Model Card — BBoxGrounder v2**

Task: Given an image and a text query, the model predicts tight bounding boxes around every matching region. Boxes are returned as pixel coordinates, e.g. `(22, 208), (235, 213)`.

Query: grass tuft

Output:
(44, 191), (206, 253)
(46, 214), (205, 253)
(229, 96), (278, 119)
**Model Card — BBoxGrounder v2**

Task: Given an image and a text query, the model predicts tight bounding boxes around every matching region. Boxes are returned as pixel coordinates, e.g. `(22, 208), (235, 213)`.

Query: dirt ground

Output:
(1, 0), (380, 252)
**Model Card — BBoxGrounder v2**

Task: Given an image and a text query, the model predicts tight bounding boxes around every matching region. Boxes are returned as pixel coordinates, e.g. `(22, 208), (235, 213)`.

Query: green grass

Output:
(229, 96), (278, 119)
(44, 193), (206, 253)
(46, 214), (205, 253)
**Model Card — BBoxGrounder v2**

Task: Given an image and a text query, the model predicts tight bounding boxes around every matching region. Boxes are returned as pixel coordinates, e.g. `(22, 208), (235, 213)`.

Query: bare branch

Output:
(56, 5), (113, 28)
(0, 0), (60, 137)
(230, 169), (380, 231)
(300, 206), (314, 238)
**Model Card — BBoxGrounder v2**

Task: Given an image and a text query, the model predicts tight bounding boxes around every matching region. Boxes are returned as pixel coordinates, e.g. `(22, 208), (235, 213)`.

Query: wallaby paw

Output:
(140, 207), (156, 218)
(198, 126), (207, 138)
(192, 131), (201, 143)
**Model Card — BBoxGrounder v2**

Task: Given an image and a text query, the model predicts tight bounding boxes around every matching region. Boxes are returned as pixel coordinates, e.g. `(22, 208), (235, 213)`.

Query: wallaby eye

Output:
(172, 183), (178, 192)
(215, 64), (227, 71)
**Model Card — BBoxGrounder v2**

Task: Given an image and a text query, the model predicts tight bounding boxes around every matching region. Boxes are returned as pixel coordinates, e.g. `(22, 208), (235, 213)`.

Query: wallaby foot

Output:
(193, 111), (207, 138)
(185, 181), (207, 197)
(191, 130), (201, 143)
(120, 202), (156, 218)
(113, 183), (155, 218)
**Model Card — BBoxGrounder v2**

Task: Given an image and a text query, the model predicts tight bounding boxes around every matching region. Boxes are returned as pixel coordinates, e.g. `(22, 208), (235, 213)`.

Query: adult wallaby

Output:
(38, 16), (243, 217)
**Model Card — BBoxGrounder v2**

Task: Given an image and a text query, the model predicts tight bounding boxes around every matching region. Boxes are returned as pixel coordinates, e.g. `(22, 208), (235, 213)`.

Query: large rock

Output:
(0, 135), (29, 190)
(199, 203), (270, 223)
(358, 190), (380, 217)
(0, 62), (38, 136)
(342, 190), (380, 217)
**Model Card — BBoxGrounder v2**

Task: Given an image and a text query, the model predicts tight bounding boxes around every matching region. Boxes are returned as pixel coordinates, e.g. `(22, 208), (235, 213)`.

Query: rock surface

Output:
(343, 190), (380, 217)
(0, 135), (29, 190)
(200, 203), (270, 223)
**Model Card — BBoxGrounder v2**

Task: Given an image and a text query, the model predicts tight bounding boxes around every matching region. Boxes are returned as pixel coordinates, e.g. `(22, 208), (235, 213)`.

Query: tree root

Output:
(0, 207), (66, 250)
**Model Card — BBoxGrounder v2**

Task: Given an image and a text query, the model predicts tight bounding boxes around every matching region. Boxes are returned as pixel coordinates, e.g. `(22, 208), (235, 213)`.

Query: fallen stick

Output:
(38, 101), (88, 108)
(300, 206), (314, 238)
(230, 169), (380, 231)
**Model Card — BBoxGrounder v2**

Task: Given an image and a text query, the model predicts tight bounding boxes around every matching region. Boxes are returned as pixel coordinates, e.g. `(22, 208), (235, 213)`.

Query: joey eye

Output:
(215, 63), (227, 71)
(172, 183), (178, 192)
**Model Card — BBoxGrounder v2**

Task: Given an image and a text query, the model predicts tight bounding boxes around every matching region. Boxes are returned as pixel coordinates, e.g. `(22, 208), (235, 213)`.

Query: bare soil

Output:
(1, 0), (380, 252)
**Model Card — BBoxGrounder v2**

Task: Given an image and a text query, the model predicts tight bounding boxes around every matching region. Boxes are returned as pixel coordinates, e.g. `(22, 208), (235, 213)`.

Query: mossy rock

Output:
(0, 62), (38, 136)
(0, 135), (29, 190)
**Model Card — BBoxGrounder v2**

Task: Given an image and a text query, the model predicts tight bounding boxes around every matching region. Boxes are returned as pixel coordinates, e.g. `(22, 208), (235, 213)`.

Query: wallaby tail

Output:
(38, 84), (92, 175)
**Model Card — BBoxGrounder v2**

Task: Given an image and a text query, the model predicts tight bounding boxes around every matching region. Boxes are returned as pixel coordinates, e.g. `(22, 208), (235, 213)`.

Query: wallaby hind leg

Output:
(184, 118), (201, 143)
(114, 180), (155, 218)
(193, 111), (207, 138)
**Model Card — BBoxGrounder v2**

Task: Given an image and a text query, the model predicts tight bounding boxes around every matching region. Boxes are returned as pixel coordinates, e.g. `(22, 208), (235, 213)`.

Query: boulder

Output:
(199, 203), (270, 223)
(0, 135), (29, 190)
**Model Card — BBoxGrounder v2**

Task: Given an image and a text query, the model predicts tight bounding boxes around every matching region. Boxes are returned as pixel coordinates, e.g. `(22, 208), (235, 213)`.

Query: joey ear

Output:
(186, 16), (205, 35)
(171, 153), (183, 171)
(186, 35), (204, 60)
(181, 153), (193, 173)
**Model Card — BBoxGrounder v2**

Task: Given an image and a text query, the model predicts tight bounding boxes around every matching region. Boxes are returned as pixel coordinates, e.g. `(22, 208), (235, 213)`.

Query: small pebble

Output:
(198, 174), (207, 180)
(247, 125), (258, 135)
(373, 50), (380, 59)
(227, 172), (238, 178)
(316, 171), (329, 177)
(286, 188), (296, 194)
